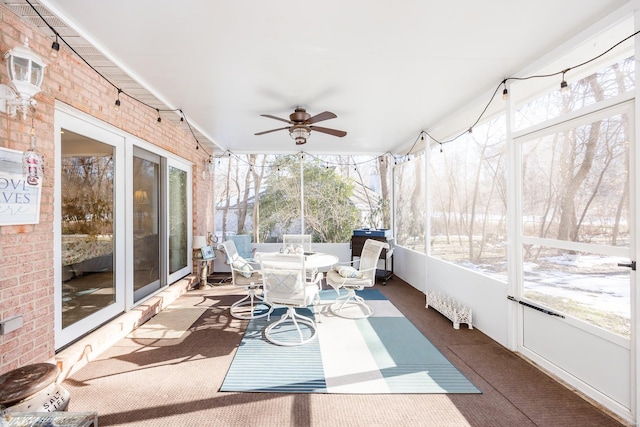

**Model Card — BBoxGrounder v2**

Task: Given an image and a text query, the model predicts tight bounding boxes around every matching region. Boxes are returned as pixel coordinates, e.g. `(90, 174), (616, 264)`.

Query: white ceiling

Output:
(9, 0), (630, 154)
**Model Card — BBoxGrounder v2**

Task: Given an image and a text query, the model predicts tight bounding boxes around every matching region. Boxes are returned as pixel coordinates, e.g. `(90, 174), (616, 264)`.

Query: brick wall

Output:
(0, 5), (212, 373)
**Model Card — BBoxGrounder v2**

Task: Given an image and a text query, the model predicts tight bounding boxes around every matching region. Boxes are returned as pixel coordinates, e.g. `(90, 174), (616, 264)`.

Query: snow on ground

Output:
(524, 254), (630, 317)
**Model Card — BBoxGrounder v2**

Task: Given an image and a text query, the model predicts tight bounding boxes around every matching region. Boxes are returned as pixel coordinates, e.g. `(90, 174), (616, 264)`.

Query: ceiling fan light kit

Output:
(256, 107), (347, 145)
(290, 125), (311, 145)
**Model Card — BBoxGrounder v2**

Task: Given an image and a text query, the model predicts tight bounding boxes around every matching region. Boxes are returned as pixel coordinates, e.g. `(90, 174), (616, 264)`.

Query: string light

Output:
(50, 34), (60, 58)
(560, 70), (570, 95)
(114, 89), (121, 110)
(415, 29), (638, 153)
(22, 0), (215, 159)
(502, 80), (509, 100)
(24, 0), (637, 164)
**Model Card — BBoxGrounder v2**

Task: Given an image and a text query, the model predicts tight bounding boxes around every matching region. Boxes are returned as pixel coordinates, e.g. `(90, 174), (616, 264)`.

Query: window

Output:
(519, 105), (631, 336)
(394, 155), (426, 252)
(513, 17), (634, 132)
(428, 115), (508, 279)
(214, 154), (390, 243)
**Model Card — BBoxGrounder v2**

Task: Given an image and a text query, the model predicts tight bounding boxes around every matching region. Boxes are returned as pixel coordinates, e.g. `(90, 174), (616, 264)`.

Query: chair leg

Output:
(265, 307), (317, 346)
(330, 288), (374, 319)
(230, 288), (272, 320)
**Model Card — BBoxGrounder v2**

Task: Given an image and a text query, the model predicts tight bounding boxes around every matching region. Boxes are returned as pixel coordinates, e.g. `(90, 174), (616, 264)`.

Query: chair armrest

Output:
(307, 270), (323, 289)
(330, 259), (359, 269)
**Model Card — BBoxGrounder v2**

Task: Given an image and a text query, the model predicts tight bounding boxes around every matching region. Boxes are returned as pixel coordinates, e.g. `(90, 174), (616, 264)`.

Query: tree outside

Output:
(214, 154), (389, 244)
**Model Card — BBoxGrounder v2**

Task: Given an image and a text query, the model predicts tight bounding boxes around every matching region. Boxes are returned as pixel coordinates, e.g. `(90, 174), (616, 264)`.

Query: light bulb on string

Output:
(501, 79), (509, 100)
(560, 70), (570, 95)
(51, 35), (60, 58)
(114, 89), (122, 110)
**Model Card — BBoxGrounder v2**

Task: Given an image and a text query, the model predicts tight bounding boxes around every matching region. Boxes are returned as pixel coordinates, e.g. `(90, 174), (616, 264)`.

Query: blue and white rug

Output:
(220, 289), (481, 394)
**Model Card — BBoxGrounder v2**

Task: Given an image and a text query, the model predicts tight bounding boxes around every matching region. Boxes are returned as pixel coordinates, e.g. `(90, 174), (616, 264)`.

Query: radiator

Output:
(425, 291), (473, 329)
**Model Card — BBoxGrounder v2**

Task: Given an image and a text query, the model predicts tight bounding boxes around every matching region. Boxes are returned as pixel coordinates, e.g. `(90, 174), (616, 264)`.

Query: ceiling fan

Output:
(255, 107), (347, 145)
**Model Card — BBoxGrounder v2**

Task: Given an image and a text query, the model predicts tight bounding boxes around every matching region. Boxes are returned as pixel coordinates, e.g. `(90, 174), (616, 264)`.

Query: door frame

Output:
(511, 97), (637, 419)
(54, 105), (127, 349)
(54, 103), (194, 349)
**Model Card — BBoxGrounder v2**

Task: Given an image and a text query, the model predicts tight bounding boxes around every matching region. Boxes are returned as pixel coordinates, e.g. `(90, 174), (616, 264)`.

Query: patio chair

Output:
(282, 234), (317, 280)
(218, 239), (270, 320)
(227, 234), (256, 260)
(283, 234), (312, 253)
(325, 238), (388, 318)
(259, 253), (322, 346)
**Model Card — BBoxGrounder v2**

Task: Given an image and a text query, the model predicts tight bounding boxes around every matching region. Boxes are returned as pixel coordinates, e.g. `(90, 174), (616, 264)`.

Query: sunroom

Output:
(0, 0), (638, 425)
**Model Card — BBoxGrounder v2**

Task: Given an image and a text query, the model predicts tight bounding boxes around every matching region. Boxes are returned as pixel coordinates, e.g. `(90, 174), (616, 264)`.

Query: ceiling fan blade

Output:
(306, 111), (337, 124)
(310, 125), (347, 137)
(254, 126), (290, 135)
(260, 114), (292, 124)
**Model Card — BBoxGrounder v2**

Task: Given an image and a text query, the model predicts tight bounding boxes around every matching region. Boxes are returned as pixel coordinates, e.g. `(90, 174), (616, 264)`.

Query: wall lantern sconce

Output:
(0, 38), (46, 121)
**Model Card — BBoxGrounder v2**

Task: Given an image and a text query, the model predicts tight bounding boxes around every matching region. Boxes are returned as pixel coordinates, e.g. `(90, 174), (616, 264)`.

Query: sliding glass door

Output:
(133, 149), (161, 302)
(55, 106), (192, 349)
(169, 164), (189, 280)
(56, 111), (127, 349)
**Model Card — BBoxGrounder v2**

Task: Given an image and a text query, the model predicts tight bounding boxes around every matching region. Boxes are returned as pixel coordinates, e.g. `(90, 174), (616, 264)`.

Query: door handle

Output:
(617, 261), (636, 271)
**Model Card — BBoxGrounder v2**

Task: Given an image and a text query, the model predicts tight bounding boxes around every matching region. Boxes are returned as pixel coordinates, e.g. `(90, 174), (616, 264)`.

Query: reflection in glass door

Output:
(133, 149), (161, 302)
(169, 166), (187, 275)
(61, 130), (116, 329)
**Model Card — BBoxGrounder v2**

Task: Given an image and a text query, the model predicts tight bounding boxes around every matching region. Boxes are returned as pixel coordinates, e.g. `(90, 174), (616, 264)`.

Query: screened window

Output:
(394, 155), (426, 252)
(428, 115), (507, 279)
(520, 104), (631, 336)
(214, 153), (390, 243)
(512, 17), (634, 132)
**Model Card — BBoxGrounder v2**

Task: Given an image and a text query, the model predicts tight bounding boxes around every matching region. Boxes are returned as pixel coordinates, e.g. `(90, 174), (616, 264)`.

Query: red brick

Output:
(0, 2), (209, 372)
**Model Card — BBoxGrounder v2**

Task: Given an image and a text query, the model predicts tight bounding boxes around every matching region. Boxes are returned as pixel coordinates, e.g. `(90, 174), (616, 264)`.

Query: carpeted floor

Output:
(62, 278), (626, 426)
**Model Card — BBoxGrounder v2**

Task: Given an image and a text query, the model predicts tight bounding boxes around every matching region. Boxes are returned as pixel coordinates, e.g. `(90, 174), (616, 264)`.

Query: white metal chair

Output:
(260, 253), (321, 346)
(282, 234), (317, 281)
(283, 234), (312, 253)
(226, 234), (256, 260)
(325, 238), (388, 318)
(218, 239), (270, 320)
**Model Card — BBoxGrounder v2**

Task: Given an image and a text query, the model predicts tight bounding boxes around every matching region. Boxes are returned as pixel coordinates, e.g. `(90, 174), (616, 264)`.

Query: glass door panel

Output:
(169, 166), (187, 275)
(61, 130), (116, 329)
(133, 151), (161, 301)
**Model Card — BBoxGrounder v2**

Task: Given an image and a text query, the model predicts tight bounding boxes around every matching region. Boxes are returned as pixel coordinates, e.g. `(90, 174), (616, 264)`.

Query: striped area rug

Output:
(220, 289), (481, 394)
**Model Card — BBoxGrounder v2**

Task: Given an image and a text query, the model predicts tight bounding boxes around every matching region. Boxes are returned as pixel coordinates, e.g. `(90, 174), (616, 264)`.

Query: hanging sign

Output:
(0, 146), (42, 225)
